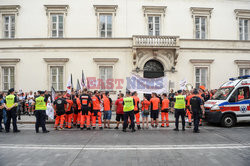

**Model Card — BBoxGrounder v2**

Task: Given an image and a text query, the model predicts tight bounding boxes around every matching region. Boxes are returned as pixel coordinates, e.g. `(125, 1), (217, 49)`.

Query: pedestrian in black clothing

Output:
(190, 89), (205, 133)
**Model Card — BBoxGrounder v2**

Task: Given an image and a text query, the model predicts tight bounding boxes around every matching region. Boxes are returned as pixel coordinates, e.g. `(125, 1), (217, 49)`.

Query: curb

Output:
(17, 120), (178, 124)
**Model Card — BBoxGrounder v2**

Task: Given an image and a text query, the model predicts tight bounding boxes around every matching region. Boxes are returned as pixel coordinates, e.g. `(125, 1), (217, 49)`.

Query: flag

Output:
(66, 74), (73, 94)
(71, 74), (74, 91)
(51, 86), (56, 102)
(179, 79), (187, 90)
(81, 70), (86, 90)
(76, 79), (81, 91)
(46, 103), (54, 119)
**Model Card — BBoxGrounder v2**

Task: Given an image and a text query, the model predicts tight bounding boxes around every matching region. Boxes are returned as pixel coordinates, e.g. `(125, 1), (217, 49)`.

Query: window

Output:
(195, 16), (206, 39)
(44, 5), (68, 38)
(148, 16), (160, 36)
(230, 87), (250, 102)
(50, 66), (63, 91)
(99, 66), (113, 90)
(2, 67), (14, 91)
(100, 14), (112, 38)
(190, 7), (213, 40)
(240, 68), (250, 76)
(3, 15), (15, 38)
(51, 14), (64, 38)
(239, 19), (249, 40)
(195, 67), (208, 88)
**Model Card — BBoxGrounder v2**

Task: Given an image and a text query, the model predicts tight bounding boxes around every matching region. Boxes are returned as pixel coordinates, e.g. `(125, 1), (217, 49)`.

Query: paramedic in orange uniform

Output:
(186, 90), (194, 128)
(161, 93), (170, 127)
(53, 93), (68, 130)
(73, 93), (81, 127)
(80, 88), (92, 130)
(65, 94), (73, 129)
(238, 90), (244, 101)
(132, 91), (141, 130)
(150, 93), (160, 128)
(92, 90), (103, 130)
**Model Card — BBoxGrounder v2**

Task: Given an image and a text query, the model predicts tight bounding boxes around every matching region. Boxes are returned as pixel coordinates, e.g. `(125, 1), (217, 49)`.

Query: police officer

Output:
(5, 88), (20, 133)
(34, 91), (49, 133)
(173, 90), (186, 131)
(190, 89), (205, 133)
(122, 91), (136, 132)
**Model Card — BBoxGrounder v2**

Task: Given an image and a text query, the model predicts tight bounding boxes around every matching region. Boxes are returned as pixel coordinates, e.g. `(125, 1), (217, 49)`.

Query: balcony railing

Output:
(133, 35), (179, 47)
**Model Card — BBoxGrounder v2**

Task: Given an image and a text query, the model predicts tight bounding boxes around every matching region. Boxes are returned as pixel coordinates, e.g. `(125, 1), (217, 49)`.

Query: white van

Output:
(204, 75), (250, 127)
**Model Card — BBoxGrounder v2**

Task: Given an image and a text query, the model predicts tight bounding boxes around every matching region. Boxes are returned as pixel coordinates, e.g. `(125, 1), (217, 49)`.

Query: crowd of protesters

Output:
(0, 86), (217, 133)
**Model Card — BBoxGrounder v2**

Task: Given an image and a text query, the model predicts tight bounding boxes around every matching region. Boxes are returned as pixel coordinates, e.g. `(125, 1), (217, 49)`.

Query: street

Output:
(0, 123), (250, 166)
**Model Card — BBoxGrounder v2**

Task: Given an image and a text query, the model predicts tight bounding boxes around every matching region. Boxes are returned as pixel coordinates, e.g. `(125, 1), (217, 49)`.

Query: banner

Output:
(179, 79), (187, 90)
(46, 102), (54, 119)
(126, 74), (168, 94)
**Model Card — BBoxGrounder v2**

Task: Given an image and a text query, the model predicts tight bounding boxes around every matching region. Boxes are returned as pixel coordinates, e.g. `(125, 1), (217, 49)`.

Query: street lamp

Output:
(136, 67), (140, 73)
(171, 66), (175, 73)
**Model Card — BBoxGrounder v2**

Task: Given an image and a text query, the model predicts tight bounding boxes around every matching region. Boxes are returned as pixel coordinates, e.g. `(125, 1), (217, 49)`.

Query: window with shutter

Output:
(50, 66), (64, 91)
(3, 15), (15, 38)
(99, 66), (113, 90)
(148, 16), (160, 36)
(2, 67), (14, 91)
(51, 14), (64, 38)
(99, 15), (112, 38)
(195, 67), (208, 88)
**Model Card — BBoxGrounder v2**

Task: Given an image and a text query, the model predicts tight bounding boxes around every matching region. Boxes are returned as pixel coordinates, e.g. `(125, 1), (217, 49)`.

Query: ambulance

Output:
(204, 75), (250, 127)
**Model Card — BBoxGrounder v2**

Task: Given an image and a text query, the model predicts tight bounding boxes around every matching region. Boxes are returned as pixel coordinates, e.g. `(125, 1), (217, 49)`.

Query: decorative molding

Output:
(44, 5), (69, 15)
(234, 9), (250, 19)
(190, 59), (214, 64)
(234, 60), (250, 65)
(142, 6), (167, 16)
(190, 7), (213, 18)
(43, 58), (69, 62)
(0, 5), (20, 15)
(93, 5), (118, 16)
(0, 58), (20, 63)
(93, 58), (119, 63)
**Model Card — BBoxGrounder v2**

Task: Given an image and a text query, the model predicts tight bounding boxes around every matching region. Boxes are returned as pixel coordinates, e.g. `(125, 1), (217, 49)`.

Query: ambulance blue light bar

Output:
(229, 75), (250, 81)
(238, 75), (250, 79)
(229, 77), (237, 81)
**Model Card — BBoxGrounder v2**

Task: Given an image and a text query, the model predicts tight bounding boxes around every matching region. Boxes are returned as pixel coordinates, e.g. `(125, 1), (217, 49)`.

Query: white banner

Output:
(46, 102), (54, 119)
(126, 74), (168, 94)
(179, 79), (187, 90)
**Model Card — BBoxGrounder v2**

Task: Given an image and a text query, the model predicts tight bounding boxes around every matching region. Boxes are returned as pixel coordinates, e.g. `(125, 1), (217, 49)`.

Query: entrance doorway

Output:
(143, 60), (164, 99)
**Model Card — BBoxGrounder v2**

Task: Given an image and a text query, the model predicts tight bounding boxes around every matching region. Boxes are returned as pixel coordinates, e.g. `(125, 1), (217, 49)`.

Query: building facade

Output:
(0, 0), (250, 98)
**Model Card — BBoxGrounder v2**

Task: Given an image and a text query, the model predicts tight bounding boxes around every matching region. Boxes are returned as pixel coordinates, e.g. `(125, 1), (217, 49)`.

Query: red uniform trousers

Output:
(161, 112), (169, 127)
(65, 113), (73, 128)
(186, 108), (192, 125)
(81, 107), (91, 128)
(134, 111), (140, 126)
(54, 114), (65, 128)
(92, 110), (102, 127)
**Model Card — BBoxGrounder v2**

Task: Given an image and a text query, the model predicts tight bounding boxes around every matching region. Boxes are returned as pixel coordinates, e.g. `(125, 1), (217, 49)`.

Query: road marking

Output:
(0, 144), (250, 150)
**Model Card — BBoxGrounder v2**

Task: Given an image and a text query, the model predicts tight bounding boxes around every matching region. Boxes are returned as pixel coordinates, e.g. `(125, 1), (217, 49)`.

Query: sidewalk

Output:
(17, 112), (177, 124)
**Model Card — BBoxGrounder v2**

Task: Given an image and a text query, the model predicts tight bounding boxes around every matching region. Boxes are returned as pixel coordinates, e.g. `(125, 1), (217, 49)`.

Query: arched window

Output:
(143, 60), (164, 78)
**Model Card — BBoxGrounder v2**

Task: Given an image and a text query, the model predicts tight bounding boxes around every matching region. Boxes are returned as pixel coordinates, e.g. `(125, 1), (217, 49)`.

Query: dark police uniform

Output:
(5, 94), (19, 132)
(35, 95), (48, 133)
(190, 96), (203, 132)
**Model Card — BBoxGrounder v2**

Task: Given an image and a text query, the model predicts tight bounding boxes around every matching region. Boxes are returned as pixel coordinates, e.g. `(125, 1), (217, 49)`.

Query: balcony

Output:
(132, 35), (179, 48)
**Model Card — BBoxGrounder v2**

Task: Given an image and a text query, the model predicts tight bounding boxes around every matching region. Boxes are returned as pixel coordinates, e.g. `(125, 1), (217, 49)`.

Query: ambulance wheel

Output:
(221, 114), (235, 128)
